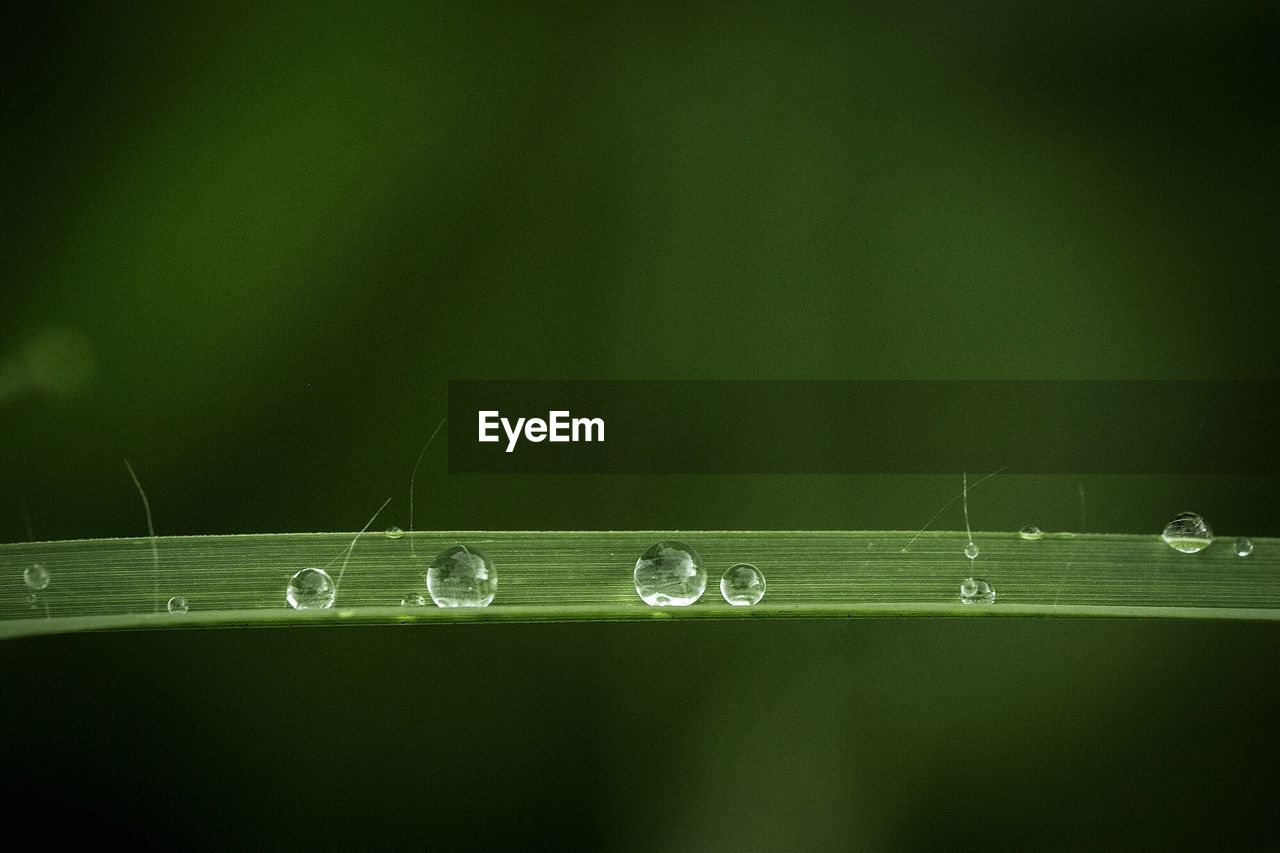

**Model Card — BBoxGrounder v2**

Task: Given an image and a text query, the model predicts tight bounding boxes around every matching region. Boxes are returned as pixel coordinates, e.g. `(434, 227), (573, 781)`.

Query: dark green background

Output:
(2, 2), (1277, 848)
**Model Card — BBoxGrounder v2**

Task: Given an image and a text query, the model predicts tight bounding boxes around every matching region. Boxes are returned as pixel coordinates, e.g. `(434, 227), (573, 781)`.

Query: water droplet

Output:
(964, 542), (980, 560)
(720, 563), (766, 606)
(1019, 525), (1044, 540)
(26, 593), (39, 609)
(1161, 511), (1213, 554)
(167, 596), (189, 614)
(1234, 537), (1254, 557)
(401, 593), (427, 607)
(287, 567), (337, 610)
(23, 563), (50, 590)
(385, 526), (405, 539)
(960, 577), (995, 605)
(426, 546), (497, 608)
(634, 540), (706, 607)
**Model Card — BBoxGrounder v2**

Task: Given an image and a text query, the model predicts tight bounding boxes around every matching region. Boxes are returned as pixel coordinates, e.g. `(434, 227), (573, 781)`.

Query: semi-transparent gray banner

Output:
(447, 380), (1277, 474)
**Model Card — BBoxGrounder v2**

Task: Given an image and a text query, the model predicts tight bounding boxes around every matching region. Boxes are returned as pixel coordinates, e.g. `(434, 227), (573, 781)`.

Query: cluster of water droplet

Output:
(959, 577), (996, 605)
(631, 542), (770, 607)
(256, 513), (1259, 616)
(284, 543), (499, 610)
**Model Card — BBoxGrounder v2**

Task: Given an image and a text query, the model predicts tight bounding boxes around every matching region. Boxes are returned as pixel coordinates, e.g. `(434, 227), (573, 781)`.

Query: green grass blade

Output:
(2, 530), (1276, 640)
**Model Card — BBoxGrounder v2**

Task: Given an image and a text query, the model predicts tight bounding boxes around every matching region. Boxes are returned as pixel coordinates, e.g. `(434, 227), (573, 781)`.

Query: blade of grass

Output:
(1, 530), (1276, 640)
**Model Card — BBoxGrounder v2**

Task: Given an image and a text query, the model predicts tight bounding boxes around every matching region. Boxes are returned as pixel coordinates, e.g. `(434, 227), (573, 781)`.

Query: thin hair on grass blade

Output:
(124, 459), (160, 613)
(1077, 482), (1087, 533)
(900, 466), (1005, 552)
(326, 496), (393, 595)
(962, 471), (975, 554)
(408, 416), (445, 558)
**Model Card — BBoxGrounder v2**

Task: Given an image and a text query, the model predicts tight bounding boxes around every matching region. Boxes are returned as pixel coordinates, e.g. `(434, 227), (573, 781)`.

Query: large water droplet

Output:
(23, 563), (50, 590)
(1234, 537), (1254, 557)
(1019, 525), (1044, 540)
(385, 526), (405, 539)
(167, 596), (189, 614)
(426, 546), (497, 608)
(634, 540), (705, 607)
(720, 563), (766, 606)
(959, 577), (995, 605)
(401, 593), (426, 607)
(964, 542), (980, 560)
(287, 567), (337, 610)
(1161, 511), (1213, 553)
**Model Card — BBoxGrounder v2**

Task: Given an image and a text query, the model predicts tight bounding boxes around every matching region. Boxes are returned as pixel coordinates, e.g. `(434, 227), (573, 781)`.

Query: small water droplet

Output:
(1234, 537), (1254, 557)
(26, 592), (39, 609)
(1161, 511), (1213, 553)
(167, 596), (189, 614)
(720, 563), (766, 606)
(287, 567), (337, 610)
(634, 540), (706, 607)
(1019, 525), (1044, 540)
(23, 563), (50, 590)
(401, 593), (427, 607)
(426, 546), (497, 607)
(385, 526), (405, 539)
(960, 577), (995, 605)
(964, 542), (980, 560)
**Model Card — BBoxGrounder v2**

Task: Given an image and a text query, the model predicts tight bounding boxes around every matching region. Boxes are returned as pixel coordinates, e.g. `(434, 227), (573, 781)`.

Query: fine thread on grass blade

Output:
(962, 471), (975, 552)
(901, 466), (1005, 552)
(124, 460), (160, 614)
(333, 497), (392, 595)
(1052, 486), (1092, 605)
(1053, 484), (1090, 607)
(408, 416), (446, 558)
(1052, 559), (1073, 607)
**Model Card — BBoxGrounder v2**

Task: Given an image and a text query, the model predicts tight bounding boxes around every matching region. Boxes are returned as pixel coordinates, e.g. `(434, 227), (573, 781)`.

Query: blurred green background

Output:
(2, 1), (1277, 848)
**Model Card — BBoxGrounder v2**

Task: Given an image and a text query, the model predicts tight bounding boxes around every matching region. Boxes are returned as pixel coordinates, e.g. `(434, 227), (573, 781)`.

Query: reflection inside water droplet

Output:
(634, 540), (706, 607)
(960, 577), (995, 605)
(426, 546), (497, 607)
(720, 563), (766, 606)
(24, 563), (50, 590)
(1161, 511), (1213, 553)
(287, 567), (337, 610)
